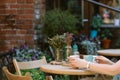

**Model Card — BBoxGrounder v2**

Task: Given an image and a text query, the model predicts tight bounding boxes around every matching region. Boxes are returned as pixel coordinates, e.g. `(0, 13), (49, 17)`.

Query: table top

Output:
(97, 49), (120, 56)
(40, 64), (96, 76)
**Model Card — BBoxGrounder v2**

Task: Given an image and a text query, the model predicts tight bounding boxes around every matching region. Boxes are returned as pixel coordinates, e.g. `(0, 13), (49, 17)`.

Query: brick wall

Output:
(0, 0), (35, 52)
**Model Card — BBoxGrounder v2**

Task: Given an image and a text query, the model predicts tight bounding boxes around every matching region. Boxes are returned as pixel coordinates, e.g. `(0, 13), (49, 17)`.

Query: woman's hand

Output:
(68, 57), (88, 69)
(95, 56), (114, 64)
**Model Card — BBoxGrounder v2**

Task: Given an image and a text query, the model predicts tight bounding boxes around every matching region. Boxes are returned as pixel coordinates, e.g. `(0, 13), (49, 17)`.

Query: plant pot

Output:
(101, 39), (111, 49)
(90, 30), (98, 39)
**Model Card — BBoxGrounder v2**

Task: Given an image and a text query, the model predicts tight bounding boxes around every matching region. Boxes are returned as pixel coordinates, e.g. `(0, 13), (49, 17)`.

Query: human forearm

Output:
(108, 60), (114, 65)
(68, 57), (120, 75)
(89, 62), (117, 75)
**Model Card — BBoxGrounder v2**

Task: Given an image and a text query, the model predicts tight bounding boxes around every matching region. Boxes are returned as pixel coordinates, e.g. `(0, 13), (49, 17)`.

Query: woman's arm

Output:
(89, 60), (120, 75)
(68, 57), (120, 76)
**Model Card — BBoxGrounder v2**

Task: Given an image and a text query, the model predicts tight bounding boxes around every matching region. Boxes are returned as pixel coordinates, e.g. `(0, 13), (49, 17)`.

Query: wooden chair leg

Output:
(93, 74), (99, 80)
(93, 74), (109, 80)
(46, 76), (53, 80)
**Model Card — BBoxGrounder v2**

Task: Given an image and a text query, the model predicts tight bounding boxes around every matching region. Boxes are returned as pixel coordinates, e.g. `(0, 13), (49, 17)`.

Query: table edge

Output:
(40, 64), (96, 75)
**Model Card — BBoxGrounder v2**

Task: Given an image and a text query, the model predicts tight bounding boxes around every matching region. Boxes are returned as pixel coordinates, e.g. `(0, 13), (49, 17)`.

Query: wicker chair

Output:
(3, 66), (33, 80)
(13, 56), (53, 80)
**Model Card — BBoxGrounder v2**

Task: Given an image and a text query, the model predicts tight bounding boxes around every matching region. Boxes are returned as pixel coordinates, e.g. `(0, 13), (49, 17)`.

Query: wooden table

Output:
(97, 49), (120, 56)
(40, 64), (96, 80)
(97, 49), (120, 62)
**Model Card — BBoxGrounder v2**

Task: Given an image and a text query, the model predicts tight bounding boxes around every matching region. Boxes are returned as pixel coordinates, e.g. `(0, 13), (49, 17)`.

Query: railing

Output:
(82, 0), (120, 25)
(86, 0), (120, 13)
(0, 51), (15, 80)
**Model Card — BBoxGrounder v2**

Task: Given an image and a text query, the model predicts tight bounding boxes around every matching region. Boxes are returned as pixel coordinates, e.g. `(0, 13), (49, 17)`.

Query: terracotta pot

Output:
(101, 39), (111, 49)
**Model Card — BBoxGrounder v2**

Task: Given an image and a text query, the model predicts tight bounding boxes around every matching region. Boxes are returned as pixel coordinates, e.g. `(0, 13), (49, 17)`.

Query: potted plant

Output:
(81, 40), (97, 55)
(12, 44), (52, 80)
(47, 34), (65, 62)
(100, 29), (113, 49)
(43, 9), (78, 38)
(90, 14), (102, 39)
